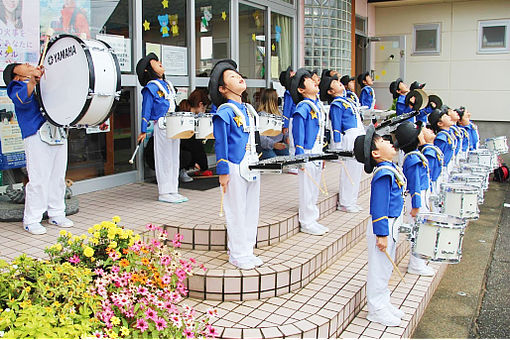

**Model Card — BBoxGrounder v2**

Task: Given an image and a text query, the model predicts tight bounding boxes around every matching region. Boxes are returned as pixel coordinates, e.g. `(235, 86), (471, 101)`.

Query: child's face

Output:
(448, 109), (459, 122)
(417, 129), (426, 146)
(297, 77), (319, 98)
(13, 63), (41, 80)
(422, 127), (435, 143)
(328, 79), (345, 97)
(330, 70), (339, 77)
(364, 75), (374, 86)
(438, 114), (453, 129)
(312, 73), (320, 86)
(347, 80), (355, 92)
(373, 137), (396, 162)
(459, 110), (471, 125)
(150, 59), (165, 77)
(221, 69), (247, 95)
(290, 70), (296, 77)
(397, 82), (409, 94)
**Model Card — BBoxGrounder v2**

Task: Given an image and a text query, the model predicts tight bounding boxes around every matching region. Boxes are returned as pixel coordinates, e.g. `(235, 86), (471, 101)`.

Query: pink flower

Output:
(109, 251), (120, 261)
(135, 318), (149, 332)
(111, 265), (120, 274)
(206, 325), (219, 338)
(137, 286), (149, 296)
(184, 329), (195, 338)
(93, 331), (103, 338)
(154, 317), (168, 331)
(145, 307), (157, 321)
(207, 308), (218, 317)
(68, 255), (81, 264)
(146, 223), (157, 231)
(160, 255), (171, 266)
(175, 268), (186, 282)
(94, 268), (105, 276)
(170, 314), (182, 327)
(161, 275), (172, 285)
(151, 239), (161, 248)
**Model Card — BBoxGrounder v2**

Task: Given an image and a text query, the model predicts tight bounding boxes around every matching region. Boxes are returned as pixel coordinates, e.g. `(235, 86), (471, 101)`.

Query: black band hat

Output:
(427, 94), (443, 110)
(311, 69), (319, 76)
(455, 106), (466, 119)
(3, 63), (20, 85)
(340, 75), (355, 86)
(410, 81), (426, 91)
(321, 69), (331, 79)
(208, 59), (239, 107)
(389, 77), (404, 100)
(394, 121), (423, 150)
(279, 66), (292, 90)
(440, 104), (450, 115)
(319, 75), (338, 103)
(357, 72), (370, 87)
(290, 68), (312, 104)
(353, 124), (377, 174)
(428, 108), (446, 131)
(136, 52), (159, 86)
(405, 89), (429, 111)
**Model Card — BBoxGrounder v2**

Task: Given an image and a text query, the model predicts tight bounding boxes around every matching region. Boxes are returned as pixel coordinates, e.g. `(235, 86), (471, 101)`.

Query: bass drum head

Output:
(38, 35), (91, 127)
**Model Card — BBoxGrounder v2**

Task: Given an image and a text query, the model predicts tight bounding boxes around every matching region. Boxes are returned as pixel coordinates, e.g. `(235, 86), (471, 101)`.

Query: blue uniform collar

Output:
(227, 99), (245, 110)
(377, 161), (393, 168)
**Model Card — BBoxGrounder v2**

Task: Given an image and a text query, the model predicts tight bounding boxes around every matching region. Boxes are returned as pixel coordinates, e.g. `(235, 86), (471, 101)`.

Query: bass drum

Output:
(37, 34), (121, 127)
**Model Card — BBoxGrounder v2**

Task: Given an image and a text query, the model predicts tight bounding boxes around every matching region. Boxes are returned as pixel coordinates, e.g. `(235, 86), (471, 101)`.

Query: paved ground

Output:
(471, 183), (510, 338)
(412, 180), (509, 338)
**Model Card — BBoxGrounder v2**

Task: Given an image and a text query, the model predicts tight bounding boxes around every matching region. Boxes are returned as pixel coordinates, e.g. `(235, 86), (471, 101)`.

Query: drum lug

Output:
(399, 224), (412, 234)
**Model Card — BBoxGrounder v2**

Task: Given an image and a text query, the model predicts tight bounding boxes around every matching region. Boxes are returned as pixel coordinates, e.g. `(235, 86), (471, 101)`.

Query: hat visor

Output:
(290, 68), (311, 104)
(394, 124), (422, 149)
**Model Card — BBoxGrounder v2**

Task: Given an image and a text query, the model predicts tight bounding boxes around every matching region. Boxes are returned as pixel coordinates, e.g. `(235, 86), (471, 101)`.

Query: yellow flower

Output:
(87, 227), (94, 234)
(112, 216), (121, 223)
(109, 241), (117, 249)
(59, 230), (67, 236)
(55, 243), (62, 251)
(45, 273), (52, 279)
(110, 316), (120, 326)
(93, 232), (100, 239)
(72, 236), (80, 242)
(90, 257), (95, 262)
(67, 240), (73, 245)
(107, 233), (116, 240)
(93, 224), (101, 231)
(83, 246), (94, 258)
(120, 326), (129, 337)
(134, 235), (141, 242)
(80, 234), (87, 240)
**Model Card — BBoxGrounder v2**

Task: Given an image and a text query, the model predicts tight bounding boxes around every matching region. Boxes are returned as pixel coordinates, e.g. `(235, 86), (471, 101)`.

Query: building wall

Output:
(374, 0), (510, 123)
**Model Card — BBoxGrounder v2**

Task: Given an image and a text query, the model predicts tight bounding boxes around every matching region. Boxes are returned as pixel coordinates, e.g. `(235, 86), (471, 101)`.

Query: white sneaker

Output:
(355, 204), (364, 211)
(338, 205), (361, 213)
(387, 303), (405, 319)
(229, 257), (255, 270)
(158, 193), (188, 204)
(48, 216), (74, 228)
(287, 168), (299, 175)
(173, 193), (189, 202)
(300, 223), (326, 236)
(314, 222), (330, 233)
(367, 307), (401, 327)
(179, 169), (193, 182)
(249, 255), (263, 267)
(24, 222), (47, 235)
(407, 264), (435, 276)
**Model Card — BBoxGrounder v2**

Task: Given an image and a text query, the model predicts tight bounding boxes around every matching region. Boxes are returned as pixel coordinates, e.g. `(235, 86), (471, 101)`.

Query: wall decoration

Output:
(97, 34), (132, 72)
(275, 25), (281, 43)
(221, 11), (227, 21)
(158, 14), (169, 37)
(252, 10), (261, 28)
(169, 14), (179, 37)
(252, 33), (256, 41)
(143, 19), (151, 31)
(161, 0), (169, 9)
(200, 7), (212, 32)
(0, 89), (25, 170)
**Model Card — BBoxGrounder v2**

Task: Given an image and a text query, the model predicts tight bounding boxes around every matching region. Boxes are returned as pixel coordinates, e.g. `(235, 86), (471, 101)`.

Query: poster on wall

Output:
(0, 89), (25, 170)
(40, 0), (91, 39)
(162, 45), (187, 76)
(97, 34), (131, 72)
(0, 0), (40, 74)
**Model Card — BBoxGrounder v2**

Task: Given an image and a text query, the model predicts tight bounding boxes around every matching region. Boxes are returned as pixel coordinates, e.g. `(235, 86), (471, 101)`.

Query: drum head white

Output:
(38, 35), (91, 126)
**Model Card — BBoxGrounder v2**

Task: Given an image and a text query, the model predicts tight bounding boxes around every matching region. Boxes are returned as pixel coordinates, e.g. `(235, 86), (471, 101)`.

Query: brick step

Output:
(163, 163), (371, 250)
(183, 191), (372, 301)
(181, 235), (416, 338)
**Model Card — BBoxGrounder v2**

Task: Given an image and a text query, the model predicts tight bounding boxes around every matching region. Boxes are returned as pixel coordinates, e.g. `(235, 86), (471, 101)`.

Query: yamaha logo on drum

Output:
(47, 45), (77, 65)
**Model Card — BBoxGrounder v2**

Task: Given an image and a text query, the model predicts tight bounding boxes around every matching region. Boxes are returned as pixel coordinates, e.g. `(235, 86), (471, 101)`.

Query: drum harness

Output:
(403, 150), (431, 211)
(372, 164), (407, 242)
(295, 99), (326, 163)
(148, 80), (177, 129)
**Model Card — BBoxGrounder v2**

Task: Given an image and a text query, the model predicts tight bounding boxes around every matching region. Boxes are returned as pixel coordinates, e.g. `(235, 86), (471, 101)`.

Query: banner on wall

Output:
(0, 0), (40, 73)
(40, 0), (91, 39)
(0, 89), (25, 170)
(97, 34), (131, 72)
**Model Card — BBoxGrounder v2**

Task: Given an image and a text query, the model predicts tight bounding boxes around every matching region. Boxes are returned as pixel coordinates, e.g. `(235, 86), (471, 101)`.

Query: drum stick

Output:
(128, 141), (142, 164)
(39, 28), (54, 67)
(340, 160), (354, 186)
(303, 167), (327, 195)
(384, 249), (406, 284)
(321, 168), (329, 195)
(219, 188), (224, 217)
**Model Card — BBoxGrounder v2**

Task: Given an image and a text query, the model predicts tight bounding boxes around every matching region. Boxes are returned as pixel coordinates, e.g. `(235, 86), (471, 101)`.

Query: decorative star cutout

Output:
(6, 45), (13, 54)
(310, 110), (317, 119)
(252, 33), (256, 41)
(222, 11), (227, 21)
(162, 0), (169, 8)
(271, 43), (276, 51)
(143, 20), (150, 31)
(342, 102), (350, 109)
(233, 116), (243, 127)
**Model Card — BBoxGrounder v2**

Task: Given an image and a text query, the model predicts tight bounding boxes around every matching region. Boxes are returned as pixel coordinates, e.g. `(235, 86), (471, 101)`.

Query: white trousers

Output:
(288, 118), (295, 156)
(405, 189), (430, 268)
(366, 218), (397, 313)
(23, 132), (67, 225)
(338, 128), (363, 208)
(154, 123), (180, 195)
(299, 159), (323, 228)
(223, 163), (260, 261)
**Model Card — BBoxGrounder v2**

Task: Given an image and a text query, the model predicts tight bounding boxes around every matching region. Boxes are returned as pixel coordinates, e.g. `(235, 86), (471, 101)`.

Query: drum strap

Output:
(217, 102), (259, 153)
(422, 145), (444, 168)
(438, 130), (454, 147)
(331, 97), (356, 116)
(296, 99), (326, 152)
(148, 80), (177, 112)
(39, 121), (67, 145)
(373, 165), (407, 194)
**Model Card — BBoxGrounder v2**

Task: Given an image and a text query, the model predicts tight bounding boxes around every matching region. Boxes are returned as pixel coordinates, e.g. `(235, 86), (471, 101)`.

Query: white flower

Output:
(0, 330), (5, 337)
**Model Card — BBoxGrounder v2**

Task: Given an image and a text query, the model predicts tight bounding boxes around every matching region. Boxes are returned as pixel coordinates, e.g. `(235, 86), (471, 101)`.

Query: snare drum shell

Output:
(442, 190), (479, 220)
(166, 113), (195, 139)
(195, 115), (214, 139)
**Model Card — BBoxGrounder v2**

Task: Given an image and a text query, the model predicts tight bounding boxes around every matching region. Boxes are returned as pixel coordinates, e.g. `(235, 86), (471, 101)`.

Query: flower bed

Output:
(0, 217), (218, 339)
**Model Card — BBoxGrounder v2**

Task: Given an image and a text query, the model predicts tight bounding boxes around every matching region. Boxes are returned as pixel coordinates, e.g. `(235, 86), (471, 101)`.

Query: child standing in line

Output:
(429, 109), (455, 177)
(358, 72), (376, 110)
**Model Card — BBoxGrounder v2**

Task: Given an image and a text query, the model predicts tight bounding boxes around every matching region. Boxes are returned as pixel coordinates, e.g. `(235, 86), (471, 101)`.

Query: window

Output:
(413, 23), (440, 55)
(355, 15), (367, 36)
(270, 12), (293, 79)
(238, 4), (266, 79)
(478, 20), (510, 54)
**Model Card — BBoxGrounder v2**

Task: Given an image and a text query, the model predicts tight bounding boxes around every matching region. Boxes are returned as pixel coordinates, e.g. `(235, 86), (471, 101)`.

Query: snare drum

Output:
(485, 136), (508, 154)
(440, 183), (479, 220)
(166, 112), (195, 139)
(449, 173), (485, 204)
(195, 113), (214, 139)
(38, 35), (121, 127)
(460, 164), (491, 190)
(467, 149), (494, 168)
(413, 213), (466, 263)
(258, 113), (283, 137)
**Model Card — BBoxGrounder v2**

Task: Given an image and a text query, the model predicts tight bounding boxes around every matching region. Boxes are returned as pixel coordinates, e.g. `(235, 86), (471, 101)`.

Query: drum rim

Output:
(36, 34), (94, 127)
(95, 38), (122, 126)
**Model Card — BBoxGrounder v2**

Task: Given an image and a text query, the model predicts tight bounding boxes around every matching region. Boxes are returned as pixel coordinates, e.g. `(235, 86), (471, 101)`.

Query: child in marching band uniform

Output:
(290, 69), (329, 236)
(209, 59), (262, 270)
(457, 107), (479, 151)
(445, 106), (463, 164)
(409, 81), (432, 124)
(340, 75), (361, 109)
(358, 72), (376, 110)
(429, 109), (455, 177)
(353, 127), (404, 327)
(5, 63), (74, 234)
(279, 66), (296, 139)
(136, 53), (188, 204)
(420, 126), (444, 197)
(319, 75), (364, 213)
(389, 78), (413, 122)
(394, 121), (435, 276)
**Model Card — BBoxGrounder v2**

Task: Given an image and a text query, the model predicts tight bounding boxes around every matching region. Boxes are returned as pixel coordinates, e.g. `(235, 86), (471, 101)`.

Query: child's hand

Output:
(411, 207), (419, 218)
(137, 132), (147, 144)
(274, 142), (286, 150)
(376, 236), (387, 252)
(219, 174), (230, 193)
